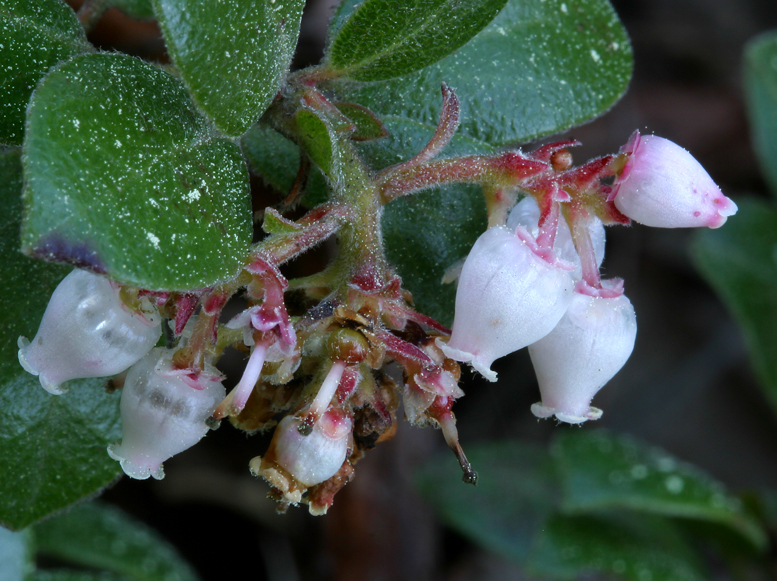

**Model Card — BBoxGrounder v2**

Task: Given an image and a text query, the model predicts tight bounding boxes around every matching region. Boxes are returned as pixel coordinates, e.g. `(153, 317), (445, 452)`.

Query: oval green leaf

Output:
(21, 53), (252, 291)
(0, 149), (123, 531)
(325, 0), (509, 82)
(33, 502), (199, 581)
(154, 0), (305, 137)
(744, 31), (777, 198)
(527, 514), (706, 581)
(415, 441), (560, 563)
(0, 0), (90, 145)
(329, 0), (632, 146)
(691, 198), (777, 418)
(552, 430), (767, 551)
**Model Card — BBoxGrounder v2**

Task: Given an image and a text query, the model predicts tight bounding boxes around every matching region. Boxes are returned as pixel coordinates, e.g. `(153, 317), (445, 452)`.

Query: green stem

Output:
(327, 140), (390, 295)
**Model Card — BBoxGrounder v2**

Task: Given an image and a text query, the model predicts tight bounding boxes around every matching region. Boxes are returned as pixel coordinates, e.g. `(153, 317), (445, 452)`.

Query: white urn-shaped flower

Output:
(438, 226), (574, 381)
(272, 411), (352, 488)
(108, 348), (225, 480)
(18, 269), (161, 395)
(529, 290), (637, 423)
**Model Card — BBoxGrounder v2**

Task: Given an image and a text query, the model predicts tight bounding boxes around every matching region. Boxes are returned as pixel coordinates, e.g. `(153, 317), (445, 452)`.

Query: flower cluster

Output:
(439, 131), (736, 423)
(17, 80), (736, 514)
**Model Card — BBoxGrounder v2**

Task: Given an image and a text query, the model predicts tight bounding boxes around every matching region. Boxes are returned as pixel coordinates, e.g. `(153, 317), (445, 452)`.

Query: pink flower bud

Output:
(17, 269), (161, 395)
(612, 131), (737, 228)
(529, 290), (636, 424)
(107, 348), (225, 480)
(507, 196), (605, 280)
(439, 226), (574, 381)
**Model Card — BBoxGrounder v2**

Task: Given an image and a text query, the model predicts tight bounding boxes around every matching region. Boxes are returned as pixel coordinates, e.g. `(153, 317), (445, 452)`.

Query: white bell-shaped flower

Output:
(271, 411), (352, 488)
(107, 348), (225, 480)
(439, 226), (574, 381)
(507, 196), (606, 280)
(529, 290), (636, 423)
(18, 269), (161, 395)
(612, 131), (737, 228)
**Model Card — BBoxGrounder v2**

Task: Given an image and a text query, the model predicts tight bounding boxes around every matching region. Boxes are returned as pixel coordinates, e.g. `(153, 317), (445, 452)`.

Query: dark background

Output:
(71, 0), (777, 578)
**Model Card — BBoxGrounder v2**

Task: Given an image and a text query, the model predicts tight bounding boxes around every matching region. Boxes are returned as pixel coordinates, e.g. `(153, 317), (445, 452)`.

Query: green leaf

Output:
(295, 109), (338, 179)
(154, 0), (305, 137)
(262, 209), (301, 234)
(0, 149), (123, 530)
(527, 513), (706, 581)
(744, 31), (777, 198)
(552, 430), (767, 551)
(325, 0), (509, 82)
(335, 103), (388, 141)
(242, 123), (303, 193)
(241, 122), (329, 207)
(33, 502), (199, 581)
(0, 0), (90, 145)
(0, 526), (34, 581)
(22, 53), (252, 291)
(415, 441), (559, 563)
(691, 198), (777, 417)
(329, 0), (632, 146)
(110, 0), (154, 20)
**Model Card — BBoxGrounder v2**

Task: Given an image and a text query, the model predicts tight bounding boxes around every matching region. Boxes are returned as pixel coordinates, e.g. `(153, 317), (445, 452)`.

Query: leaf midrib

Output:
(330, 0), (486, 76)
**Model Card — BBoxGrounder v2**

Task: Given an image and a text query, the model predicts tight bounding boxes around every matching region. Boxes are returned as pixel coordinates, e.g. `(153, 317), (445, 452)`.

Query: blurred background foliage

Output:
(4, 0), (777, 579)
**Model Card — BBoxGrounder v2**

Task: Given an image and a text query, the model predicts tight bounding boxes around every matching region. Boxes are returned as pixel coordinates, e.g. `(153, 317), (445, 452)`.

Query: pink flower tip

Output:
(613, 131), (737, 229)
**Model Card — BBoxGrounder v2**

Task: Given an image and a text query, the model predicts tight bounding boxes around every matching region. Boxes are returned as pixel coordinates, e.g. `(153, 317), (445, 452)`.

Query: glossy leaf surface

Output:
(744, 31), (777, 197)
(329, 0), (632, 146)
(692, 198), (777, 419)
(0, 0), (90, 145)
(0, 149), (123, 530)
(154, 0), (305, 136)
(34, 502), (199, 581)
(22, 53), (251, 291)
(553, 430), (767, 550)
(416, 437), (708, 580)
(416, 441), (559, 562)
(325, 0), (509, 82)
(527, 514), (705, 581)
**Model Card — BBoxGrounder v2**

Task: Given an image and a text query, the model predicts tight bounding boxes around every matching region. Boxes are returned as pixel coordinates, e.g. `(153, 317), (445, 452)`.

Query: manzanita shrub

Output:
(0, 0), (742, 540)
